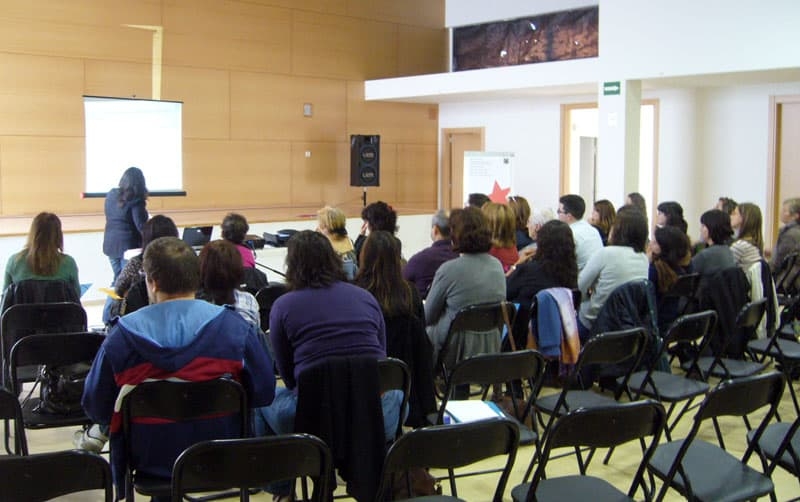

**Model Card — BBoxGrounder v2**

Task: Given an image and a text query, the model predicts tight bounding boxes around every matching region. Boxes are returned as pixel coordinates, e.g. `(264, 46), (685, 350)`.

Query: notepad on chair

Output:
(444, 400), (504, 423)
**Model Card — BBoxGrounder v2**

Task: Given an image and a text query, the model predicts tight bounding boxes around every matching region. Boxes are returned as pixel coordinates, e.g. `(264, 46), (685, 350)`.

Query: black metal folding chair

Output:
(748, 413), (800, 490)
(378, 358), (411, 441)
(0, 387), (27, 456)
(511, 400), (666, 502)
(172, 434), (332, 502)
(0, 449), (113, 501)
(646, 372), (784, 502)
(375, 417), (519, 502)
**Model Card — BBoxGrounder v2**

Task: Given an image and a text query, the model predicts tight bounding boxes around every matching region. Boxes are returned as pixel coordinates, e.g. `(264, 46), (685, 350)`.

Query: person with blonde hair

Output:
(508, 195), (533, 250)
(730, 202), (764, 271)
(317, 205), (357, 279)
(4, 212), (80, 298)
(482, 202), (519, 272)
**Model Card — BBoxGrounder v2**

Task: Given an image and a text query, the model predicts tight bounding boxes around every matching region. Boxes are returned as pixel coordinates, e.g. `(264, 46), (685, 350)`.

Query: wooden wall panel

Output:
(290, 142), (344, 206)
(0, 54), (84, 136)
(231, 73), (346, 142)
(1, 0), (162, 28)
(246, 0), (347, 16)
(164, 0), (290, 43)
(171, 139), (292, 210)
(396, 144), (437, 207)
(346, 82), (438, 144)
(0, 18), (153, 63)
(397, 25), (447, 76)
(291, 11), (398, 80)
(346, 0), (444, 28)
(165, 33), (292, 73)
(0, 137), (96, 215)
(84, 60), (152, 99)
(162, 66), (230, 139)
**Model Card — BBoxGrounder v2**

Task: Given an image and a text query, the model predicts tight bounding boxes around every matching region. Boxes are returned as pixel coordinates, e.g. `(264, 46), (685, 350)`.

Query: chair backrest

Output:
(437, 350), (546, 424)
(9, 332), (104, 395)
(775, 252), (800, 295)
(695, 371), (784, 422)
(0, 279), (80, 314)
(239, 267), (269, 295)
(378, 358), (411, 440)
(254, 282), (288, 331)
(576, 327), (647, 373)
(0, 387), (27, 455)
(438, 301), (512, 375)
(121, 277), (149, 316)
(1, 302), (87, 364)
(172, 434), (332, 501)
(737, 298), (768, 331)
(0, 449), (113, 501)
(376, 417), (519, 502)
(663, 272), (701, 300)
(527, 400), (666, 501)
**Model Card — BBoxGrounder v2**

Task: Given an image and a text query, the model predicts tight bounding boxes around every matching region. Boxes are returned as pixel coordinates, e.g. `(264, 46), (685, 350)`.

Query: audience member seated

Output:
(81, 237), (275, 498)
(221, 213), (256, 268)
(589, 199), (616, 246)
(577, 206), (649, 341)
(771, 197), (800, 287)
(317, 206), (358, 280)
(254, 230), (401, 501)
(626, 192), (647, 216)
(692, 209), (735, 277)
(402, 209), (458, 299)
(355, 230), (435, 428)
(467, 192), (490, 208)
(198, 240), (260, 328)
(649, 226), (694, 333)
(508, 195), (534, 250)
(656, 201), (689, 234)
(716, 196), (738, 215)
(104, 215), (178, 323)
(3, 212), (80, 300)
(558, 194), (603, 272)
(425, 207), (506, 361)
(354, 201), (399, 264)
(524, 206), (556, 253)
(730, 202), (764, 271)
(506, 220), (578, 349)
(483, 202), (519, 273)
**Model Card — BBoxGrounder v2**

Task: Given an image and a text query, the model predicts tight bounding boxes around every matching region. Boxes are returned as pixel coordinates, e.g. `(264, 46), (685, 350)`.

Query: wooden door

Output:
(441, 128), (484, 209)
(769, 96), (800, 245)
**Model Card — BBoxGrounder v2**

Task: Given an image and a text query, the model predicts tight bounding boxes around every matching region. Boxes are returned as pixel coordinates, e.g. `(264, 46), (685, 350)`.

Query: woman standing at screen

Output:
(102, 167), (148, 283)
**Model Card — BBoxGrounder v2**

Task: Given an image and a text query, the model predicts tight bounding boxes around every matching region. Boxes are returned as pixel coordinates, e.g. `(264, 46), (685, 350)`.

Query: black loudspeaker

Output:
(350, 134), (380, 187)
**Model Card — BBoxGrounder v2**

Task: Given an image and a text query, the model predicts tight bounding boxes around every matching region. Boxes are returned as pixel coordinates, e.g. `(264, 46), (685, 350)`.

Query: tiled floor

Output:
(18, 371), (800, 501)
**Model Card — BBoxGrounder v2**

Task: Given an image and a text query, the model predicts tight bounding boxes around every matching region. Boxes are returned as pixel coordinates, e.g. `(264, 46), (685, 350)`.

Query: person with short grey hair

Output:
(402, 209), (458, 299)
(771, 197), (800, 283)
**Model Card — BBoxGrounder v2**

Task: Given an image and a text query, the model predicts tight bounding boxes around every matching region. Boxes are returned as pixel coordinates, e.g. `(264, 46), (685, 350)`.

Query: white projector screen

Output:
(83, 96), (183, 195)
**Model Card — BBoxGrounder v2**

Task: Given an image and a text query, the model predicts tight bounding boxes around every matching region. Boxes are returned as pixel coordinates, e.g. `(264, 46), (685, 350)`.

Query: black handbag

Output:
(36, 362), (91, 415)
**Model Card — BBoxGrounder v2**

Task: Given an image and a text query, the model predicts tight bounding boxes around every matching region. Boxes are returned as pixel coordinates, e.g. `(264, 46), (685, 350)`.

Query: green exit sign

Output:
(603, 81), (621, 95)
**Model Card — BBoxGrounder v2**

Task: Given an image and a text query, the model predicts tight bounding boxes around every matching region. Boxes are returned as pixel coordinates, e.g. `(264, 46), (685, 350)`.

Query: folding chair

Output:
(646, 372), (784, 502)
(378, 358), (411, 441)
(774, 251), (800, 303)
(435, 301), (513, 398)
(624, 310), (716, 440)
(0, 449), (113, 501)
(511, 400), (666, 502)
(1, 301), (87, 387)
(120, 378), (248, 501)
(662, 272), (701, 316)
(434, 350), (546, 449)
(748, 413), (800, 488)
(172, 434), (333, 502)
(254, 282), (288, 331)
(0, 387), (27, 455)
(9, 332), (104, 431)
(691, 299), (770, 381)
(375, 417), (519, 502)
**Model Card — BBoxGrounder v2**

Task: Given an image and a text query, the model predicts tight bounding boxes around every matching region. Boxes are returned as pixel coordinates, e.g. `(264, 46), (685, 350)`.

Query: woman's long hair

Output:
(652, 226), (692, 293)
(199, 240), (243, 306)
(482, 202), (516, 248)
(284, 230), (346, 290)
(532, 220), (578, 288)
(22, 212), (64, 276)
(355, 231), (413, 317)
(118, 167), (148, 206)
(593, 199), (616, 238)
(736, 202), (764, 253)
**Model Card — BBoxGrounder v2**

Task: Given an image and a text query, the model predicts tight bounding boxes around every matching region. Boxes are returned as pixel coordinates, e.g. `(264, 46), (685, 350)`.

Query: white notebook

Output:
(444, 400), (505, 423)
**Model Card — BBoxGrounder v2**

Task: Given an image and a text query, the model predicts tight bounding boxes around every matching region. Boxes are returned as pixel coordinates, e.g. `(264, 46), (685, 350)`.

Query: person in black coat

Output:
(102, 167), (148, 282)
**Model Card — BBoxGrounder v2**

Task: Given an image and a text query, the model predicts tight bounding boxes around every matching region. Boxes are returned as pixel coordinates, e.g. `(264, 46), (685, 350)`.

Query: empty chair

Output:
(375, 417), (519, 502)
(0, 449), (113, 501)
(120, 378), (249, 501)
(647, 372), (784, 502)
(749, 414), (800, 488)
(0, 387), (27, 455)
(511, 400), (666, 502)
(624, 310), (716, 440)
(172, 434), (332, 502)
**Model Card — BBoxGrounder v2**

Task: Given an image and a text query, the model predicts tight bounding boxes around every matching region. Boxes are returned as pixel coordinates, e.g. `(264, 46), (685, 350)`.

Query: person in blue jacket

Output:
(103, 166), (149, 283)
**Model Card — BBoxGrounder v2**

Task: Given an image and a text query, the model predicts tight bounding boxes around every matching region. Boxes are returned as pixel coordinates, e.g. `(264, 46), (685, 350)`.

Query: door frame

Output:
(767, 95), (800, 245)
(440, 127), (485, 209)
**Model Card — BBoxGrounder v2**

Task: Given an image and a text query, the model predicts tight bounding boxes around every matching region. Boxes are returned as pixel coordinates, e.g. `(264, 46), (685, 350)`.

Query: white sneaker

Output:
(73, 424), (108, 453)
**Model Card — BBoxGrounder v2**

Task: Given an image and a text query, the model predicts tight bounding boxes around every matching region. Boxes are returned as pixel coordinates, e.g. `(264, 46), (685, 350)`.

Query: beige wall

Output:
(0, 0), (445, 233)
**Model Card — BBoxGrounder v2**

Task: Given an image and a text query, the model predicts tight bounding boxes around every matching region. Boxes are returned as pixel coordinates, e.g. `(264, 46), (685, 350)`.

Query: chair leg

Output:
(712, 417), (726, 450)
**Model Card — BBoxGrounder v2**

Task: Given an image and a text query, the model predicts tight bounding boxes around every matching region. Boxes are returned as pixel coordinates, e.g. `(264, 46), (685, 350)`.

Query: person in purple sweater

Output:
(402, 209), (458, 299)
(255, 231), (402, 500)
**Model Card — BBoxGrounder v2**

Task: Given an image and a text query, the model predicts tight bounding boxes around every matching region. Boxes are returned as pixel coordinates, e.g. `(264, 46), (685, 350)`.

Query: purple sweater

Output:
(402, 239), (458, 298)
(269, 281), (386, 389)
